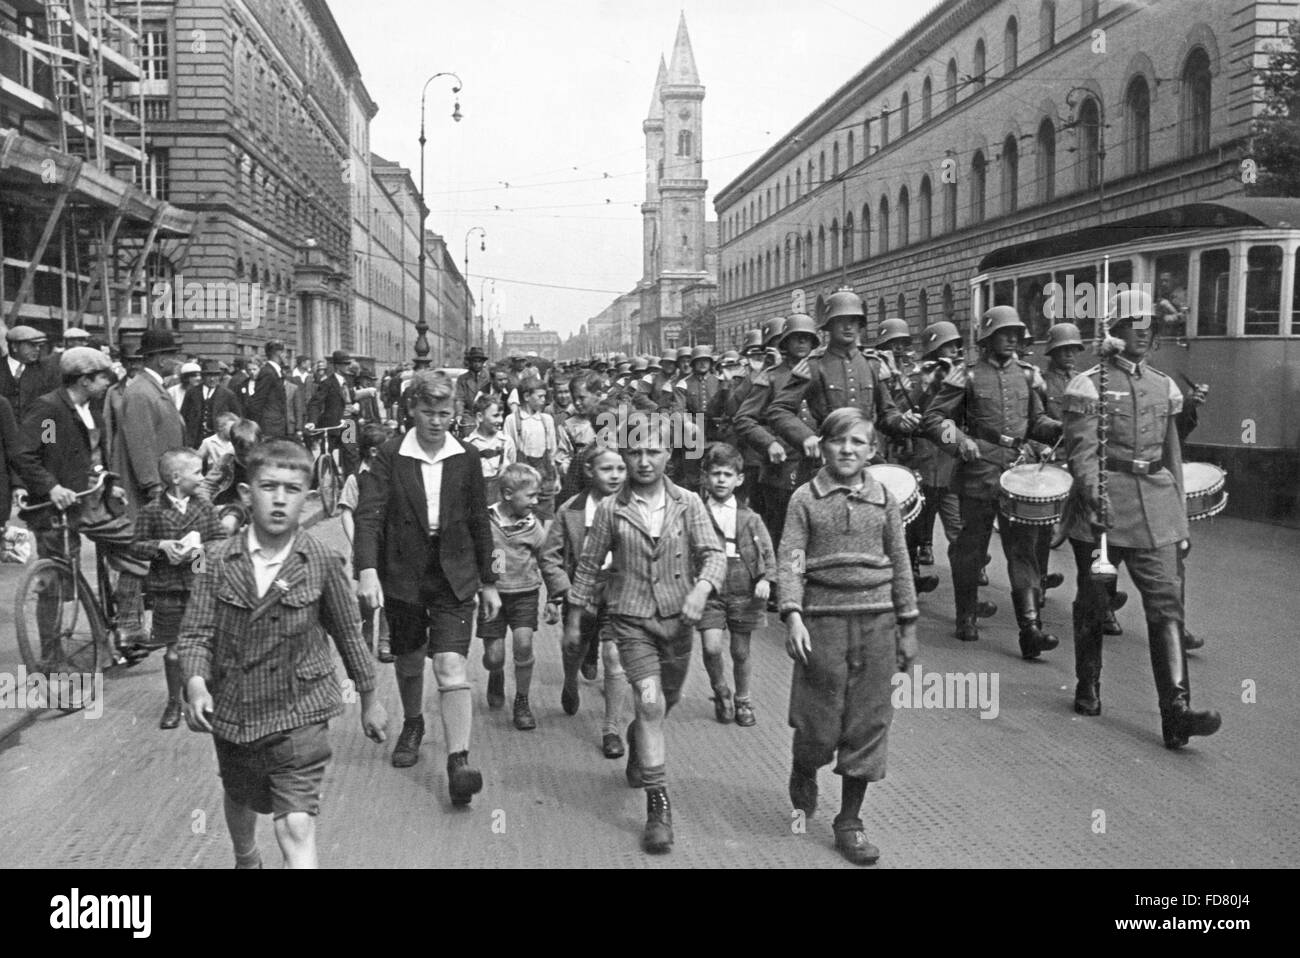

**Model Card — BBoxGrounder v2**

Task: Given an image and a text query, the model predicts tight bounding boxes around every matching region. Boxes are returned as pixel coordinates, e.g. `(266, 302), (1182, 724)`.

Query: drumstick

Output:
(1037, 435), (1064, 471)
(1179, 371), (1204, 392)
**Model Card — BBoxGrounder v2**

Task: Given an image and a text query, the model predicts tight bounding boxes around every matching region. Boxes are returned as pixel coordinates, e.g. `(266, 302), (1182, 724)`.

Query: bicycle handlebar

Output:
(17, 471), (112, 516)
(304, 424), (348, 435)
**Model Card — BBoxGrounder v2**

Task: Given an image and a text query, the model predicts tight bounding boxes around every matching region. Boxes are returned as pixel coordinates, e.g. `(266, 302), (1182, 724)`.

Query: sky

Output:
(328, 0), (935, 342)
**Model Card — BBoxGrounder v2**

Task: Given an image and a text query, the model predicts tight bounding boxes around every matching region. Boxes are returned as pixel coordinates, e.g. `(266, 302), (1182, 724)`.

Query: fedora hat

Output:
(139, 328), (183, 356)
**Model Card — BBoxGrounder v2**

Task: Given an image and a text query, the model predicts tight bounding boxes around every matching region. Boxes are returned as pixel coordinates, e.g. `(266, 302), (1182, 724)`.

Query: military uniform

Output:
(873, 350), (919, 464)
(922, 351), (1061, 653)
(905, 363), (962, 561)
(767, 344), (907, 449)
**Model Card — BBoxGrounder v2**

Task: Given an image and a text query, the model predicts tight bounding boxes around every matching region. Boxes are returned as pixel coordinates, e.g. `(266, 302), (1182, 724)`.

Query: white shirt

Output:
(511, 407), (550, 457)
(166, 492), (190, 515)
(631, 487), (667, 538)
(267, 359), (282, 378)
(707, 495), (739, 557)
(247, 526), (294, 598)
(398, 429), (465, 535)
(7, 356), (24, 379)
(584, 493), (613, 569)
(71, 396), (95, 431)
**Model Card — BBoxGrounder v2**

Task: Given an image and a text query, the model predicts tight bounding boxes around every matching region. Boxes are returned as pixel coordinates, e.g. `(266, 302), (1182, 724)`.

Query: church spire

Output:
(666, 11), (700, 86)
(646, 55), (667, 121)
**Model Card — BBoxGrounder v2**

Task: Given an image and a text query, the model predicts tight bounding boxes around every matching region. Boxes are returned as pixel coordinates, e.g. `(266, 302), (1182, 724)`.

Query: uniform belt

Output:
(1106, 455), (1166, 475)
(972, 425), (1024, 448)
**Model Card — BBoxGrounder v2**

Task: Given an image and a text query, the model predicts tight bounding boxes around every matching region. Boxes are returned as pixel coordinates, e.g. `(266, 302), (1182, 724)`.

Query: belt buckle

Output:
(1000, 434), (1016, 448)
(1131, 458), (1151, 475)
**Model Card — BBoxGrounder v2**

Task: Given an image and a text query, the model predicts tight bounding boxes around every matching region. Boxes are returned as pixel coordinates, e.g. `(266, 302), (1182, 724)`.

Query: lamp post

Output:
(479, 276), (493, 358)
(464, 226), (486, 349)
(416, 71), (462, 369)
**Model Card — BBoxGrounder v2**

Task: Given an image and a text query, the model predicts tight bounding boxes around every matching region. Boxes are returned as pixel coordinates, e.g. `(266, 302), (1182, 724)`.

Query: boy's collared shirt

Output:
(582, 493), (613, 569)
(398, 429), (465, 534)
(631, 486), (667, 538)
(465, 429), (516, 479)
(707, 494), (739, 556)
(508, 406), (553, 458)
(248, 525), (295, 598)
(167, 492), (191, 515)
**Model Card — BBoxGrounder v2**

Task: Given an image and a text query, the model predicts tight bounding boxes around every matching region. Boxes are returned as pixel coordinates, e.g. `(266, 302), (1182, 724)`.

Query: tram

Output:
(969, 199), (1300, 526)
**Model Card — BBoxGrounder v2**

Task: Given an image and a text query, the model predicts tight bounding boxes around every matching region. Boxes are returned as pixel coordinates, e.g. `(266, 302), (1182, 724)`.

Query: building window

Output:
(138, 149), (170, 199)
(973, 39), (987, 89)
(1181, 48), (1212, 156)
(1126, 75), (1151, 173)
(830, 219), (840, 269)
(861, 203), (871, 259)
(946, 58), (958, 109)
(1081, 0), (1099, 27)
(971, 150), (987, 222)
(944, 177), (957, 232)
(1040, 1), (1056, 51)
(844, 211), (855, 262)
(896, 293), (907, 322)
(817, 225), (826, 273)
(141, 23), (169, 80)
(847, 130), (855, 167)
(900, 91), (910, 136)
(832, 141), (840, 176)
(897, 185), (910, 247)
(943, 283), (955, 323)
(796, 168), (802, 197)
(877, 297), (887, 326)
(1002, 134), (1019, 214)
(880, 104), (890, 147)
(879, 196), (890, 254)
(1037, 117), (1056, 202)
(921, 75), (933, 122)
(1005, 17), (1019, 73)
(864, 117), (872, 155)
(918, 288), (929, 324)
(775, 182), (781, 210)
(807, 159), (814, 190)
(919, 175), (933, 240)
(819, 151), (826, 184)
(1077, 96), (1101, 189)
(804, 231), (813, 274)
(785, 174), (791, 205)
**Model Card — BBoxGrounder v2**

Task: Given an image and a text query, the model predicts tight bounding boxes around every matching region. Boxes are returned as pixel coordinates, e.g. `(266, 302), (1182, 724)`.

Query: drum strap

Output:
(1106, 455), (1166, 476)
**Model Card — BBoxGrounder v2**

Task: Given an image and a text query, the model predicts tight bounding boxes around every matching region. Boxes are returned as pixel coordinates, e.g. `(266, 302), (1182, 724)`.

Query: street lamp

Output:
(464, 226), (486, 348)
(416, 71), (462, 369)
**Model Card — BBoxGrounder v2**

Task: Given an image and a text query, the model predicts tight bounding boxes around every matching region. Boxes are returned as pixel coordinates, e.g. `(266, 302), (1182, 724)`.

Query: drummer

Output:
(1060, 290), (1221, 749)
(1170, 373), (1212, 652)
(921, 306), (1062, 657)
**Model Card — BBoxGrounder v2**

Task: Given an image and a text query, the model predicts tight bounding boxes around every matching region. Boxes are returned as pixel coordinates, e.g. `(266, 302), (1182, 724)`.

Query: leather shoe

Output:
(1073, 680), (1101, 716)
(1162, 703), (1222, 750)
(976, 600), (997, 618)
(917, 544), (935, 566)
(955, 615), (980, 642)
(1182, 629), (1204, 651)
(602, 732), (625, 759)
(642, 788), (673, 854)
(159, 698), (182, 730)
(1103, 608), (1123, 635)
(734, 700), (756, 727)
(391, 716), (424, 768)
(833, 824), (880, 865)
(447, 750), (483, 806)
(561, 677), (579, 716)
(914, 574), (940, 594)
(512, 694), (537, 731)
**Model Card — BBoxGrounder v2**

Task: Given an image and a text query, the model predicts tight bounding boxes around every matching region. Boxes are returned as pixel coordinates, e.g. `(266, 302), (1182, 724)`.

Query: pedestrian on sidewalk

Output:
(565, 409), (726, 855)
(353, 370), (501, 807)
(177, 439), (387, 869)
(779, 408), (918, 866)
(504, 377), (560, 521)
(130, 448), (225, 729)
(338, 424), (394, 663)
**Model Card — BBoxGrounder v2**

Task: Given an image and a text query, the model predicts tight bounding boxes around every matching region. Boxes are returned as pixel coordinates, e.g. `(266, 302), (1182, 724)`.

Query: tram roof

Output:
(977, 199), (1300, 272)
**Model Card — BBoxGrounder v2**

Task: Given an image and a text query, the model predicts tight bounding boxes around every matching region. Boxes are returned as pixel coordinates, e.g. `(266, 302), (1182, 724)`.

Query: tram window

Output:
(993, 279), (1015, 307)
(1017, 273), (1052, 340)
(1197, 248), (1230, 336)
(1067, 264), (1098, 340)
(1108, 259), (1132, 291)
(1154, 252), (1190, 340)
(1244, 245), (1283, 335)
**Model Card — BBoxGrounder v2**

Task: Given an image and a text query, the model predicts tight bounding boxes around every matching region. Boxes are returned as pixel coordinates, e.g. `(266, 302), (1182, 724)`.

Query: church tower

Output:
(641, 55), (666, 286)
(657, 13), (707, 281)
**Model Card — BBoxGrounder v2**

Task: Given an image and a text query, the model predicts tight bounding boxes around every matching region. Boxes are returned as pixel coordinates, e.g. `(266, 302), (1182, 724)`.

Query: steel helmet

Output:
(690, 344), (715, 363)
(977, 305), (1026, 341)
(920, 321), (961, 355)
(742, 328), (764, 354)
(877, 317), (911, 347)
(719, 350), (741, 367)
(1109, 288), (1157, 326)
(820, 286), (866, 329)
(631, 355), (649, 373)
(645, 355), (662, 372)
(676, 346), (694, 363)
(762, 316), (787, 347)
(659, 351), (678, 369)
(780, 313), (820, 347)
(1044, 322), (1084, 353)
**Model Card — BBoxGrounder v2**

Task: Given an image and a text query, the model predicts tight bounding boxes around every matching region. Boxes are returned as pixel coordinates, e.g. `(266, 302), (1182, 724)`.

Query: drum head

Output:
(1183, 462), (1226, 496)
(999, 463), (1072, 499)
(866, 464), (919, 505)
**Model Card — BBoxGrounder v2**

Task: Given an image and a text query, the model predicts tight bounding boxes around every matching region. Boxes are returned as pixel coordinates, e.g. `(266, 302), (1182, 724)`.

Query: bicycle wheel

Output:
(14, 560), (106, 707)
(315, 453), (342, 517)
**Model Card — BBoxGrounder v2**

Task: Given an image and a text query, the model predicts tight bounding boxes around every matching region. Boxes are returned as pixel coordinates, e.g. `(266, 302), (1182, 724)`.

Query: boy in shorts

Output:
(463, 393), (516, 504)
(565, 410), (725, 854)
(178, 439), (388, 868)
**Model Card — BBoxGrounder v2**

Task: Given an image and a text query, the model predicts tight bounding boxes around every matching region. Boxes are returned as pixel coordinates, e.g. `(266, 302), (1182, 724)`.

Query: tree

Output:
(1251, 20), (1300, 196)
(682, 300), (717, 345)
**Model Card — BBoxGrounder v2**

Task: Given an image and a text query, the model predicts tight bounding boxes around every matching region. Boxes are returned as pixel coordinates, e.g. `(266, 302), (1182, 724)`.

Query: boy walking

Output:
(178, 440), (387, 868)
(697, 443), (776, 727)
(131, 448), (225, 729)
(504, 377), (560, 521)
(565, 410), (725, 854)
(463, 394), (516, 505)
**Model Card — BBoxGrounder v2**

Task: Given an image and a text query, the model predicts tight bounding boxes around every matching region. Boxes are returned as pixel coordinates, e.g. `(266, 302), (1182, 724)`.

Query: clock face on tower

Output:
(678, 109), (691, 121)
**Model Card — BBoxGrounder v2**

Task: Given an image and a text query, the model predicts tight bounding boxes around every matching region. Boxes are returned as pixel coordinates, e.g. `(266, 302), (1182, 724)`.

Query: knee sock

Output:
(514, 654), (535, 699)
(640, 764), (666, 790)
(602, 662), (629, 736)
(437, 683), (473, 755)
(702, 648), (727, 692)
(837, 777), (868, 825)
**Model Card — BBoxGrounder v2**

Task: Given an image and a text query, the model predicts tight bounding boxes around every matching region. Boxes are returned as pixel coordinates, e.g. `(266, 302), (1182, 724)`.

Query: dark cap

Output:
(139, 328), (183, 356)
(330, 349), (352, 365)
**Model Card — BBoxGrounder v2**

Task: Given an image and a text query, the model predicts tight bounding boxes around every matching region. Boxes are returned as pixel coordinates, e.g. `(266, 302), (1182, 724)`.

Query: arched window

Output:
(877, 297), (887, 326)
(1040, 1), (1056, 51)
(900, 91), (910, 136)
(804, 230), (813, 273)
(971, 150), (987, 222)
(844, 211), (855, 261)
(919, 175), (933, 240)
(766, 250), (772, 289)
(785, 238), (793, 281)
(863, 117), (872, 155)
(944, 176), (958, 232)
(861, 203), (871, 259)
(1181, 48), (1212, 156)
(1081, 0), (1099, 27)
(774, 182), (781, 210)
(807, 159), (814, 190)
(942, 283), (955, 323)
(897, 185), (910, 247)
(817, 225), (826, 273)
(657, 159), (663, 182)
(847, 130), (855, 167)
(785, 174), (791, 205)
(973, 39), (987, 89)
(832, 141), (840, 176)
(879, 195), (891, 254)
(918, 288), (929, 324)
(921, 75), (933, 122)
(796, 168), (802, 197)
(1037, 117), (1056, 202)
(946, 58), (958, 109)
(880, 104), (890, 147)
(1005, 17), (1019, 73)
(896, 293), (907, 322)
(1126, 75), (1151, 173)
(830, 218), (840, 268)
(819, 151), (826, 184)
(1077, 96), (1101, 189)
(1002, 133), (1019, 214)
(758, 196), (764, 222)
(677, 130), (692, 156)
(774, 245), (782, 286)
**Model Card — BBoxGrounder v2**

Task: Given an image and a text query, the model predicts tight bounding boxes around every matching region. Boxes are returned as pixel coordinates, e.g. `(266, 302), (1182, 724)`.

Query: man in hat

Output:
(169, 361), (202, 411)
(225, 358), (251, 414)
(456, 347), (491, 436)
(114, 328), (186, 515)
(2, 325), (58, 419)
(247, 339), (289, 439)
(305, 349), (359, 474)
(353, 364), (382, 425)
(182, 358), (241, 449)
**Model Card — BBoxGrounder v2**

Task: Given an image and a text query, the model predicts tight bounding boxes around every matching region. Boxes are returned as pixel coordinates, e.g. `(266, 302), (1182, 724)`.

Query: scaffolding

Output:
(0, 0), (195, 347)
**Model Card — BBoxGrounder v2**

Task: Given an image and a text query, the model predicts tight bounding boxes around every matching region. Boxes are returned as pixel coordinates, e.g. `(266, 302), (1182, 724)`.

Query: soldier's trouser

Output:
(739, 465), (761, 509)
(762, 485), (795, 556)
(788, 612), (895, 781)
(908, 485), (961, 560)
(1034, 524), (1053, 580)
(950, 495), (1041, 617)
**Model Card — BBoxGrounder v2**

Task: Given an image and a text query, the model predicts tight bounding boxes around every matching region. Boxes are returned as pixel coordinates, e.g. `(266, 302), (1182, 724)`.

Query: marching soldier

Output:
(713, 331), (767, 508)
(922, 305), (1061, 656)
(675, 344), (720, 487)
(873, 317), (919, 466)
(1062, 290), (1221, 749)
(1170, 372), (1211, 652)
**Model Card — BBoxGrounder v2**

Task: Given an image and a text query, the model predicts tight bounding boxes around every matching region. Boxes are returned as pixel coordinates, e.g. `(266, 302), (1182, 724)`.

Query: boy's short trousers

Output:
(699, 558), (765, 633)
(564, 599), (611, 645)
(606, 613), (693, 692)
(385, 541), (476, 657)
(478, 588), (540, 642)
(214, 721), (331, 818)
(145, 591), (190, 648)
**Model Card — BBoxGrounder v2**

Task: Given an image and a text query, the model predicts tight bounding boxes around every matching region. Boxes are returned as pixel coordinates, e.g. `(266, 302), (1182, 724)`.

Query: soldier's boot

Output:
(1104, 586), (1126, 635)
(955, 613), (980, 642)
(1149, 620), (1221, 750)
(1013, 589), (1058, 661)
(159, 650), (184, 730)
(1072, 601), (1102, 716)
(1182, 628), (1204, 651)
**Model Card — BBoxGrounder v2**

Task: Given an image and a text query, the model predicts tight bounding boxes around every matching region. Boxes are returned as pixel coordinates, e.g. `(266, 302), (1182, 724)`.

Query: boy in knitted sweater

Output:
(778, 408), (919, 866)
(480, 463), (553, 731)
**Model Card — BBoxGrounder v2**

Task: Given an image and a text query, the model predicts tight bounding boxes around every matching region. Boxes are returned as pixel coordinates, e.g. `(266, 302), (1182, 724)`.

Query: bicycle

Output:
(12, 473), (132, 712)
(304, 423), (347, 517)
